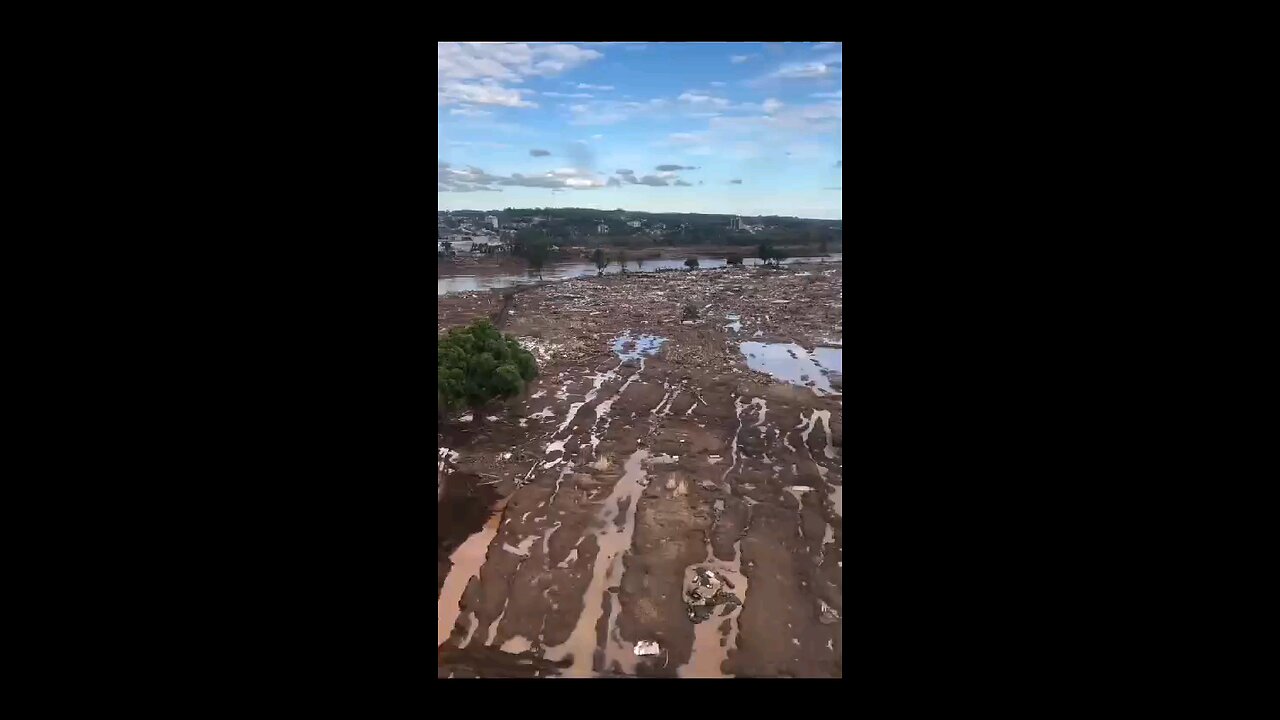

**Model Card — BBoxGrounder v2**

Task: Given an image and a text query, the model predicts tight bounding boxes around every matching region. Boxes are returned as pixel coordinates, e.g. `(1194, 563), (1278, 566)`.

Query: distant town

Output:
(438, 208), (842, 256)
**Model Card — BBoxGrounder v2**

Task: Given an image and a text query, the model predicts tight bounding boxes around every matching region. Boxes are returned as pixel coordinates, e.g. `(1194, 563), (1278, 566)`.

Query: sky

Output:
(438, 42), (842, 219)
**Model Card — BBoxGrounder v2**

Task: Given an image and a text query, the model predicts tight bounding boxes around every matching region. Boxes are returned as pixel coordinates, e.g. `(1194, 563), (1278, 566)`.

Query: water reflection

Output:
(739, 342), (843, 396)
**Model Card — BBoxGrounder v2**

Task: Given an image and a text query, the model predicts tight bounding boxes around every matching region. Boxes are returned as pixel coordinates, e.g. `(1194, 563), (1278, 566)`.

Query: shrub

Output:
(757, 243), (788, 267)
(525, 241), (549, 279)
(438, 319), (538, 424)
(684, 257), (699, 270)
(682, 303), (699, 320)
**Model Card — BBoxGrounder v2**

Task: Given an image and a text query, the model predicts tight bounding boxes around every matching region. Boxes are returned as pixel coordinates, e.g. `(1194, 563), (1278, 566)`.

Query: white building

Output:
(486, 215), (499, 229)
(729, 216), (742, 230)
(628, 220), (642, 228)
(597, 222), (609, 234)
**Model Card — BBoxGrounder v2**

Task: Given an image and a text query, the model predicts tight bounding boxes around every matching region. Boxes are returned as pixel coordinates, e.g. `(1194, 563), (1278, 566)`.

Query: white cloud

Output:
(812, 89), (842, 99)
(730, 54), (754, 64)
(591, 134), (604, 140)
(566, 99), (665, 126)
(577, 83), (615, 91)
(768, 61), (838, 80)
(449, 106), (493, 118)
(812, 42), (840, 51)
(678, 92), (730, 107)
(542, 91), (593, 98)
(709, 81), (727, 87)
(763, 98), (783, 114)
(439, 81), (537, 108)
(439, 161), (612, 192)
(437, 43), (602, 110)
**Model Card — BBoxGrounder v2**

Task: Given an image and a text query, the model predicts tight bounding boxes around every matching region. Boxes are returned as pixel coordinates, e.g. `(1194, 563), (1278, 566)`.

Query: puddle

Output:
(543, 448), (651, 676)
(797, 409), (836, 460)
(813, 346), (843, 374)
(502, 535), (538, 557)
(500, 635), (534, 654)
(740, 342), (842, 395)
(678, 540), (750, 678)
(438, 503), (506, 647)
(612, 331), (668, 361)
(784, 486), (814, 538)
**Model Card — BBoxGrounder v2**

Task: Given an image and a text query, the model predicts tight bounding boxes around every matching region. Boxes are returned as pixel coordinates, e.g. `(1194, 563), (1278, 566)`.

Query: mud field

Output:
(437, 263), (843, 678)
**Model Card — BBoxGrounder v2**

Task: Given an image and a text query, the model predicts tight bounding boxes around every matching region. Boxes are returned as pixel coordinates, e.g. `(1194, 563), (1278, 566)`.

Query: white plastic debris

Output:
(634, 640), (661, 656)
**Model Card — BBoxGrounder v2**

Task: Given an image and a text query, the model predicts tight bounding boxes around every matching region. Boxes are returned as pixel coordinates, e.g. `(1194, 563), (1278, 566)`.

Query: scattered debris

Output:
(818, 598), (841, 625)
(634, 640), (661, 656)
(684, 567), (742, 623)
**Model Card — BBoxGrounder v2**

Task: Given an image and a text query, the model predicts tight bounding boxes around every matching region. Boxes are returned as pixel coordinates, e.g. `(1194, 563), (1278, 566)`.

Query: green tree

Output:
(684, 257), (699, 270)
(758, 242), (774, 266)
(526, 240), (549, 280)
(438, 319), (538, 425)
(514, 228), (550, 258)
(592, 247), (610, 276)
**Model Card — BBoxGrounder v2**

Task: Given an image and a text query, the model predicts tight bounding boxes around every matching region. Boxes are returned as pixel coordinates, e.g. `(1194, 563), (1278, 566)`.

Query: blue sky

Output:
(438, 43), (842, 219)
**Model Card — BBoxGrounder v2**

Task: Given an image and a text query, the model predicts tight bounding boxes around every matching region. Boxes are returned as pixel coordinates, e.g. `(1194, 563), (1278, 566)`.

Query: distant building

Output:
(486, 215), (499, 229)
(597, 222), (609, 234)
(729, 216), (742, 231)
(628, 220), (642, 228)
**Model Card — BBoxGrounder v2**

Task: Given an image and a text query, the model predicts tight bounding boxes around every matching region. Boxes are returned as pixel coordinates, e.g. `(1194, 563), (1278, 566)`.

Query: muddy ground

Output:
(437, 263), (843, 678)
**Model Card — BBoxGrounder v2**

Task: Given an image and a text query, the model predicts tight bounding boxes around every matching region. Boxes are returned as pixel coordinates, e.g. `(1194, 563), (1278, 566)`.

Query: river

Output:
(438, 253), (842, 295)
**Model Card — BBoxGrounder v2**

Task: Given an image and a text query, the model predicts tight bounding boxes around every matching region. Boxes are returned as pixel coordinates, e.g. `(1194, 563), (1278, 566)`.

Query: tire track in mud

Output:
(540, 448), (651, 676)
(539, 349), (685, 675)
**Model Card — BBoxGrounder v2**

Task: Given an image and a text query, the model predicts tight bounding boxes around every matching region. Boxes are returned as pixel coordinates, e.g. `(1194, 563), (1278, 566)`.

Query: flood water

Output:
(739, 342), (844, 395)
(439, 253), (843, 295)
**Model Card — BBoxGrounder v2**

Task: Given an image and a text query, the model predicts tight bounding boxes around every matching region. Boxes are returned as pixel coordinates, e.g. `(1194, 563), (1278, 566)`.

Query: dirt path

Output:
(437, 263), (842, 678)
